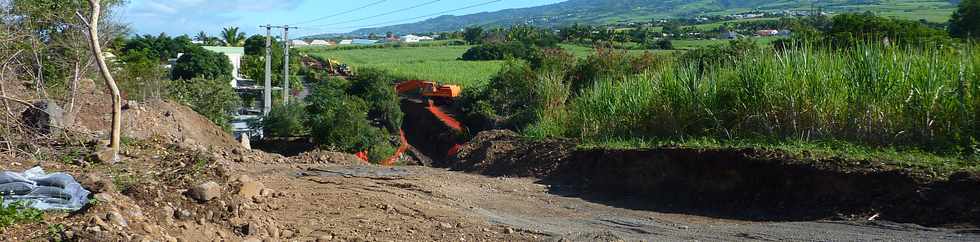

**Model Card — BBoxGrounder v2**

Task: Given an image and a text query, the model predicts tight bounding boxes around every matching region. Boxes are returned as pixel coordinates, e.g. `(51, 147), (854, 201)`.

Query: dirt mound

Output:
(72, 99), (240, 150)
(452, 130), (575, 177)
(450, 130), (980, 227)
(288, 149), (367, 165)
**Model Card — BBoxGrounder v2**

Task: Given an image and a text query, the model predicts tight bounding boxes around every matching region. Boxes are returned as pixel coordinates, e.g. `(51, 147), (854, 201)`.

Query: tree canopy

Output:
(171, 46), (232, 80)
(950, 0), (980, 39)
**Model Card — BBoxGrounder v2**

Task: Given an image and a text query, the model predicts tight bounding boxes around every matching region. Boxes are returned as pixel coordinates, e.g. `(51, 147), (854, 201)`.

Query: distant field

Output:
(301, 46), (502, 87)
(302, 44), (672, 87)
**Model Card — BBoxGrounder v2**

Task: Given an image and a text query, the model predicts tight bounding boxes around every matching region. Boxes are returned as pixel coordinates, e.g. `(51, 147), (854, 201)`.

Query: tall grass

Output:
(557, 43), (978, 154)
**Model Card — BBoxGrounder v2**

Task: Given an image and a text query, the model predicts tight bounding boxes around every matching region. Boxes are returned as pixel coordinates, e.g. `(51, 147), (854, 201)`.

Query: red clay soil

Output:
(451, 130), (980, 228)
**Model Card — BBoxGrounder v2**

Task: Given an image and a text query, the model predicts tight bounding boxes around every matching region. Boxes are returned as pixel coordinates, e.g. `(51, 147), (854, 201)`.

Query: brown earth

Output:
(453, 130), (980, 227)
(2, 83), (979, 241)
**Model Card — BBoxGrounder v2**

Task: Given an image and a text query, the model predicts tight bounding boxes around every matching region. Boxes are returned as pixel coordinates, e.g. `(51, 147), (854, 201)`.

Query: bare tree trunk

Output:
(81, 0), (122, 159)
(68, 61), (80, 113)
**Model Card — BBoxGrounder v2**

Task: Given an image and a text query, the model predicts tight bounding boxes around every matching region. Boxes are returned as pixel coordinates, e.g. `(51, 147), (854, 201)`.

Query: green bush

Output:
(348, 69), (404, 131)
(168, 77), (242, 131)
(305, 80), (388, 152)
(263, 102), (308, 137)
(368, 141), (398, 164)
(460, 42), (541, 61)
(171, 46), (233, 80)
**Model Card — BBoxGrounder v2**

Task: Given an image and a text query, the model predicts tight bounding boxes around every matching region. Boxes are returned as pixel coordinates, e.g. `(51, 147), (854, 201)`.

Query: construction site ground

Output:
(1, 82), (979, 241)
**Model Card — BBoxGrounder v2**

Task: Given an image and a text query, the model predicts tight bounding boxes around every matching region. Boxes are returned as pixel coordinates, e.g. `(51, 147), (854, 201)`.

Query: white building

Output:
(401, 35), (435, 43)
(201, 46), (245, 85)
(339, 39), (353, 45)
(291, 40), (309, 46)
(310, 40), (333, 46)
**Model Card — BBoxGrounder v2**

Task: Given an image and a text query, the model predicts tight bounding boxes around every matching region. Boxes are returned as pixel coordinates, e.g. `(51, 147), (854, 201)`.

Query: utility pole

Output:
(282, 25), (294, 105)
(260, 25), (273, 115)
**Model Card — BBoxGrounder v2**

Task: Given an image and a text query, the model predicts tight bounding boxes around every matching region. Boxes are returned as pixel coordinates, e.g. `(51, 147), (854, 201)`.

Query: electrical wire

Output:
(305, 0), (443, 28)
(289, 0), (388, 26)
(332, 0), (504, 30)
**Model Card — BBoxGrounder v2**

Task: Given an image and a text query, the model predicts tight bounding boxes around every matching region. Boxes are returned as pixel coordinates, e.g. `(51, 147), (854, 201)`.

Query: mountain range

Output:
(308, 0), (956, 36)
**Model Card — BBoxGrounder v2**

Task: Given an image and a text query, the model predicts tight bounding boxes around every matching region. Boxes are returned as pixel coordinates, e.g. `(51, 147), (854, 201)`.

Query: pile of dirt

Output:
(68, 78), (240, 151)
(73, 99), (240, 151)
(451, 130), (980, 227)
(287, 149), (367, 165)
(452, 130), (575, 177)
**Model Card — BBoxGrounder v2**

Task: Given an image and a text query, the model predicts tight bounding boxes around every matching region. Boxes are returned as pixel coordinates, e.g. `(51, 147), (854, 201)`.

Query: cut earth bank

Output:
(1, 82), (978, 241)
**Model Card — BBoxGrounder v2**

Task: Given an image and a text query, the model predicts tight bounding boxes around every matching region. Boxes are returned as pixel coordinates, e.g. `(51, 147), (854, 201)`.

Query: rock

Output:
(90, 215), (110, 230)
(237, 179), (264, 198)
(123, 100), (138, 110)
(439, 222), (454, 229)
(244, 223), (260, 236)
(243, 238), (261, 242)
(107, 211), (128, 227)
(281, 229), (295, 238)
(316, 235), (334, 242)
(259, 188), (274, 197)
(297, 226), (314, 236)
(93, 146), (120, 164)
(78, 173), (115, 193)
(506, 228), (515, 234)
(176, 209), (193, 220)
(163, 235), (178, 242)
(141, 224), (158, 234)
(93, 193), (114, 204)
(20, 100), (70, 135)
(189, 181), (222, 202)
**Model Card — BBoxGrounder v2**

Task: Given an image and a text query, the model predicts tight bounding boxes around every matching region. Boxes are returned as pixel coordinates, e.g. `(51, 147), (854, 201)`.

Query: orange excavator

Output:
(395, 80), (462, 99)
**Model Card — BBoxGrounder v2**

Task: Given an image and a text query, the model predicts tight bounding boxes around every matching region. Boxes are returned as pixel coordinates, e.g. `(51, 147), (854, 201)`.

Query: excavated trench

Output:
(399, 98), (466, 165)
(449, 131), (980, 227)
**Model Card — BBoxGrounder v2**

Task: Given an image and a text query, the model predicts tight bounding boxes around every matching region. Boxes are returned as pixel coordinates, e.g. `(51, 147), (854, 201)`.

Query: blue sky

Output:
(121, 0), (567, 37)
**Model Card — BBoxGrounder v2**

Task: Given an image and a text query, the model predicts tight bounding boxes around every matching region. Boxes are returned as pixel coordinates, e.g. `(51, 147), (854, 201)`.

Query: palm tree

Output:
(195, 31), (209, 42)
(220, 27), (246, 47)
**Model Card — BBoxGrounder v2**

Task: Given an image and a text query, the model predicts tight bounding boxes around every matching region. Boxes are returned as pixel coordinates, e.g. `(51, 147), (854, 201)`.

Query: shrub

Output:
(460, 42), (540, 61)
(168, 77), (242, 131)
(348, 69), (404, 131)
(171, 46), (233, 80)
(368, 141), (398, 164)
(263, 102), (308, 137)
(305, 80), (388, 152)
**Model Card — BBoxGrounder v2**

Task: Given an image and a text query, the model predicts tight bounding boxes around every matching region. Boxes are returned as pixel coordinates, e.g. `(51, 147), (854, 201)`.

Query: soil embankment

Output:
(452, 130), (980, 227)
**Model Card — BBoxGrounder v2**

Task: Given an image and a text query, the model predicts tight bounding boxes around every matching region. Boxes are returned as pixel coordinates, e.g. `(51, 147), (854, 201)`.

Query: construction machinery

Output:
(395, 80), (461, 99)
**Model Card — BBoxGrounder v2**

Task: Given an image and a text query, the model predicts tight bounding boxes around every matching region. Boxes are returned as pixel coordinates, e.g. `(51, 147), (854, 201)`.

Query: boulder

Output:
(189, 181), (222, 202)
(20, 100), (69, 135)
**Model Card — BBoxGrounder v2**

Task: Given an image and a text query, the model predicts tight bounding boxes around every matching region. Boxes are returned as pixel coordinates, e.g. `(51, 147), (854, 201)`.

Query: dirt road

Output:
(229, 161), (980, 241)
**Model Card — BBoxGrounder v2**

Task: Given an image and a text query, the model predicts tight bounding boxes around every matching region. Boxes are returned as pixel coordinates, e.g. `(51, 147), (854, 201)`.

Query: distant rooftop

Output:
(202, 46), (245, 55)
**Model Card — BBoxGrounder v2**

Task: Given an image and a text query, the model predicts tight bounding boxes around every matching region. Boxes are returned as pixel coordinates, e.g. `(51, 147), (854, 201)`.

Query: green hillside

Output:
(344, 0), (957, 35)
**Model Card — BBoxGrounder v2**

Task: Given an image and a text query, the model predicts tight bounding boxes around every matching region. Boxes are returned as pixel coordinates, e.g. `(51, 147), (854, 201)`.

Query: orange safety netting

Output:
(381, 130), (410, 166)
(426, 100), (463, 132)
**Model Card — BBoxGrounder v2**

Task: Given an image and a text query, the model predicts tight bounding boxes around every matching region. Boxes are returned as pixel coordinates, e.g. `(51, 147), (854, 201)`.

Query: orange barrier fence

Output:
(426, 100), (463, 132)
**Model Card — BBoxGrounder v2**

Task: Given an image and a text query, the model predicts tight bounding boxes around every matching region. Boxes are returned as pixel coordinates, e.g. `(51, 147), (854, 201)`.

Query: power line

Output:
(289, 0), (388, 26)
(331, 0), (504, 30)
(306, 0), (443, 28)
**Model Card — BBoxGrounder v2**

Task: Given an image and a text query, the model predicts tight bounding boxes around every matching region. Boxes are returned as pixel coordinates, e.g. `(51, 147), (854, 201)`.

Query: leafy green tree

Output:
(464, 26), (485, 44)
(220, 27), (247, 47)
(243, 34), (267, 56)
(348, 69), (404, 132)
(950, 0), (980, 39)
(304, 79), (386, 152)
(262, 102), (308, 137)
(168, 77), (242, 131)
(123, 33), (195, 62)
(171, 46), (233, 80)
(115, 49), (168, 101)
